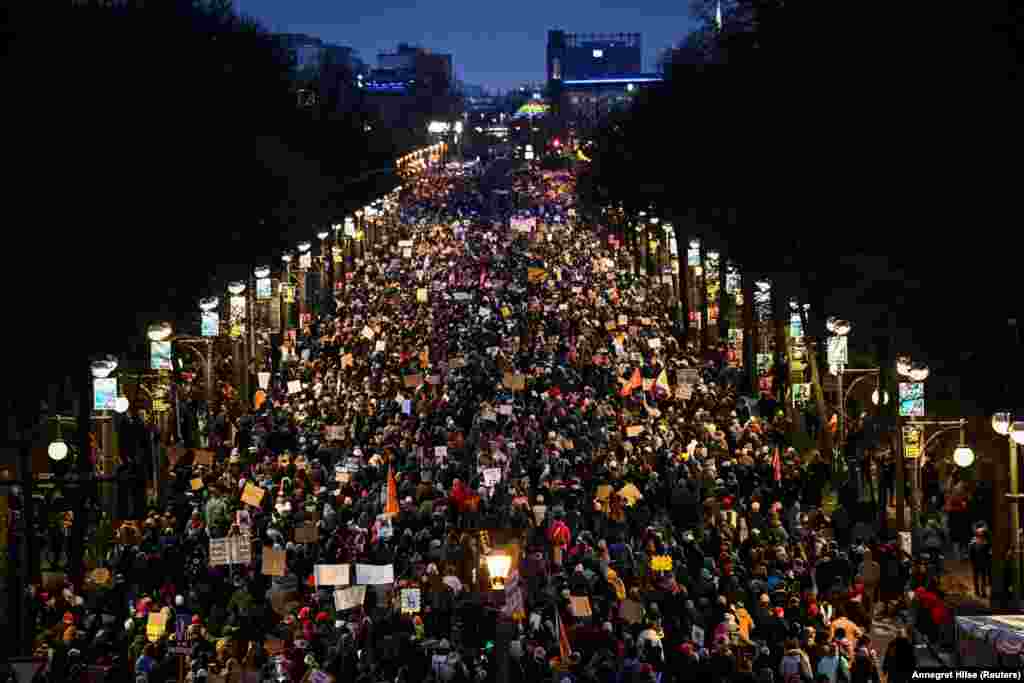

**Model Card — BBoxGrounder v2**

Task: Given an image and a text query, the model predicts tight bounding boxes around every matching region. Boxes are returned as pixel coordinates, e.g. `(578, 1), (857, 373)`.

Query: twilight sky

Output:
(236, 0), (698, 92)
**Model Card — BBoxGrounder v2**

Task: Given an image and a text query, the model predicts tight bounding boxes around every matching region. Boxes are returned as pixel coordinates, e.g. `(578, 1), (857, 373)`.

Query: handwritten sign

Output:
(241, 483), (265, 508)
(342, 353), (354, 368)
(417, 288), (428, 303)
(400, 588), (422, 613)
(294, 523), (318, 544)
(287, 380), (302, 395)
(375, 340), (387, 353)
(570, 596), (592, 618)
(335, 586), (366, 611)
(355, 564), (395, 585)
(209, 539), (229, 566)
(314, 564), (351, 587)
(262, 547), (286, 576)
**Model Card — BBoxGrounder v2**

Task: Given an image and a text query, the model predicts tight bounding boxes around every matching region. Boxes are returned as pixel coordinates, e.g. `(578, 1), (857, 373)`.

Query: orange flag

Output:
(620, 368), (641, 397)
(385, 463), (399, 516)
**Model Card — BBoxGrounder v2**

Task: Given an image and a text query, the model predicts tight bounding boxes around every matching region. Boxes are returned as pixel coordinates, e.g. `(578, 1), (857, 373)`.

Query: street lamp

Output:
(254, 266), (271, 279)
(991, 411), (1023, 604)
(871, 388), (890, 406)
(147, 321), (173, 342)
(485, 551), (512, 590)
(114, 396), (130, 414)
(199, 296), (219, 312)
(227, 281), (246, 296)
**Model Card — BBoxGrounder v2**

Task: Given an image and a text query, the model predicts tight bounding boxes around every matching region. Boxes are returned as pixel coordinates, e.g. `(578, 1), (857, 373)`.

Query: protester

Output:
(24, 163), (915, 683)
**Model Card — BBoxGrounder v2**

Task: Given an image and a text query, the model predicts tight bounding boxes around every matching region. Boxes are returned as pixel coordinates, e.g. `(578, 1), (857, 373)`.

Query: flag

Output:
(620, 368), (641, 397)
(656, 368), (670, 396)
(556, 606), (571, 664)
(772, 447), (781, 483)
(385, 463), (399, 516)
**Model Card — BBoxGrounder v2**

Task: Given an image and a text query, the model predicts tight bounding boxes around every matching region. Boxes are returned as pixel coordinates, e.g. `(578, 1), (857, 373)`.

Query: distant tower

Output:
(546, 30), (566, 84)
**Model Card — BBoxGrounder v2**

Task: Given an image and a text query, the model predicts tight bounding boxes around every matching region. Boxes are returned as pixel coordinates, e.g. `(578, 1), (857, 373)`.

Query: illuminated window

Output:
(593, 49), (604, 58)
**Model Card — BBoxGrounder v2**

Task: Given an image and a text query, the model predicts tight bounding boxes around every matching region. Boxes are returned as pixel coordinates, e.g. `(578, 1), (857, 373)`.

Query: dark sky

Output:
(237, 0), (697, 91)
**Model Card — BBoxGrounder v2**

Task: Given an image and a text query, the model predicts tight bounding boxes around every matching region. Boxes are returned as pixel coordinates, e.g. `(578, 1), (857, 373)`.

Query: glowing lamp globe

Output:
(227, 281), (246, 295)
(832, 319), (852, 336)
(147, 321), (173, 342)
(254, 266), (271, 279)
(90, 360), (114, 379)
(991, 412), (1012, 435)
(199, 296), (219, 312)
(908, 366), (929, 382)
(953, 446), (975, 468)
(114, 396), (130, 414)
(1011, 422), (1024, 446)
(896, 356), (912, 377)
(281, 254), (292, 263)
(48, 440), (69, 461)
(485, 552), (512, 590)
(317, 231), (329, 240)
(871, 389), (889, 406)
(297, 241), (311, 254)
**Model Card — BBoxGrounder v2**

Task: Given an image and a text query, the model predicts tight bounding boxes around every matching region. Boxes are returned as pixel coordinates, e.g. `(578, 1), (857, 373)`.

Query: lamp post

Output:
(297, 241), (311, 325)
(228, 280), (250, 408)
(826, 317), (852, 446)
(280, 253), (293, 339)
(253, 266), (272, 373)
(893, 357), (928, 530)
(991, 412), (1024, 604)
(317, 230), (332, 315)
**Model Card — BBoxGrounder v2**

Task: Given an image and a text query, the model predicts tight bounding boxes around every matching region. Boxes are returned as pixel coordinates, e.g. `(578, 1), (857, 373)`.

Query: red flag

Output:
(556, 607), (571, 664)
(385, 462), (399, 516)
(772, 447), (782, 482)
(620, 368), (641, 397)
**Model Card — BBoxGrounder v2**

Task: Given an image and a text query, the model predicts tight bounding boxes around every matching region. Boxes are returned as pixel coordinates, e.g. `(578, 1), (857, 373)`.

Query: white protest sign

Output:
(334, 586), (367, 611)
(483, 468), (502, 487)
(287, 380), (302, 395)
(356, 564), (395, 585)
(314, 564), (351, 587)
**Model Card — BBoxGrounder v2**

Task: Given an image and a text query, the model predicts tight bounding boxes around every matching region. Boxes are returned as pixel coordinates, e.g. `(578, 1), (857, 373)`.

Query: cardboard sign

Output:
(361, 325), (375, 340)
(262, 548), (286, 576)
(209, 539), (229, 566)
(193, 450), (214, 467)
(626, 425), (644, 437)
(191, 478), (204, 491)
(404, 374), (423, 388)
(417, 288), (428, 303)
(375, 340), (387, 353)
(400, 588), (422, 613)
(335, 586), (366, 611)
(648, 338), (661, 349)
(503, 374), (525, 391)
(355, 564), (395, 585)
(146, 612), (166, 642)
(325, 425), (345, 441)
(314, 564), (351, 587)
(434, 446), (447, 458)
(294, 523), (319, 544)
(570, 596), (592, 618)
(620, 599), (643, 624)
(342, 353), (354, 368)
(241, 483), (265, 508)
(287, 380), (302, 395)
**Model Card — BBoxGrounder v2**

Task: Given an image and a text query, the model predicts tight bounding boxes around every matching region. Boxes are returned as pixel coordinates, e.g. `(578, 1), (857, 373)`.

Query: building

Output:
(545, 30), (662, 128)
(363, 44), (459, 149)
(278, 33), (366, 76)
(277, 33), (367, 111)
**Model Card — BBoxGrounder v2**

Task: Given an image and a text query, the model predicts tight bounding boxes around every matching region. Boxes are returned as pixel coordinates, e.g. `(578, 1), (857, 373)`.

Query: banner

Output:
(150, 341), (172, 370)
(93, 377), (117, 411)
(256, 277), (272, 301)
(230, 295), (246, 338)
(898, 382), (924, 417)
(355, 564), (394, 585)
(314, 564), (350, 587)
(201, 311), (219, 337)
(903, 425), (924, 458)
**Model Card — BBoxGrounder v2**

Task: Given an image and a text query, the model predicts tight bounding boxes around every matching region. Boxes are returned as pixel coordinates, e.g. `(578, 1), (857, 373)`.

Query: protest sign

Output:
(335, 586), (366, 611)
(314, 564), (351, 587)
(356, 564), (395, 585)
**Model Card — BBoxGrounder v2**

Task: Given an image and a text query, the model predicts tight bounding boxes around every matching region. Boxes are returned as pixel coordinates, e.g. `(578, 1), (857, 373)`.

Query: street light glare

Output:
(992, 412), (1012, 435)
(298, 241), (312, 253)
(908, 365), (929, 382)
(317, 231), (329, 240)
(199, 296), (220, 312)
(90, 360), (114, 378)
(114, 396), (130, 413)
(254, 266), (271, 278)
(147, 321), (173, 341)
(953, 445), (975, 468)
(1011, 422), (1024, 446)
(227, 281), (246, 295)
(48, 440), (68, 461)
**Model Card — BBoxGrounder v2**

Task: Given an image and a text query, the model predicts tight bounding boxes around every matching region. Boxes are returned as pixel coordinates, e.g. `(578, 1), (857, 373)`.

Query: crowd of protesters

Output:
(23, 163), (930, 683)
